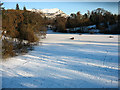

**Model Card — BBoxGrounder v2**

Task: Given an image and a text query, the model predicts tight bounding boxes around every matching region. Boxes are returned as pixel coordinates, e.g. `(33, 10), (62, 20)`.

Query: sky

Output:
(1, 0), (120, 2)
(2, 2), (118, 15)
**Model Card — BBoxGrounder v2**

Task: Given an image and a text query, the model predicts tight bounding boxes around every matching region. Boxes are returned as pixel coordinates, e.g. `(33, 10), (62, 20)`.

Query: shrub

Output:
(2, 39), (15, 59)
(19, 24), (39, 43)
(2, 7), (47, 59)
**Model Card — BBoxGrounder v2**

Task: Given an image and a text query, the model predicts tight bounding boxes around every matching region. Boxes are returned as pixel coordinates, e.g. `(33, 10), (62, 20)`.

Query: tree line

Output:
(52, 8), (119, 34)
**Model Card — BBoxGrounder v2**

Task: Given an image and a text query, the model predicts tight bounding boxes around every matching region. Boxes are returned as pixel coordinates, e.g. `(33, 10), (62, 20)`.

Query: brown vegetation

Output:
(1, 4), (47, 59)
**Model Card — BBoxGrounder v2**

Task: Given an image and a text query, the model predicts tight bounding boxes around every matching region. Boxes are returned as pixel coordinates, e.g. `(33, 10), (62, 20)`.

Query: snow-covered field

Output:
(1, 30), (118, 88)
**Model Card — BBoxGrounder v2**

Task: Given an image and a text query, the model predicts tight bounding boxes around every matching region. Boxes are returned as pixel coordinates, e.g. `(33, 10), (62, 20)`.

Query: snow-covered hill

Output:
(28, 8), (69, 19)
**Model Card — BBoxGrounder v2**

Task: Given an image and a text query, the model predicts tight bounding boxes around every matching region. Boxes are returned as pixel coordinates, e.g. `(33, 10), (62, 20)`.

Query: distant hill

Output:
(28, 8), (69, 19)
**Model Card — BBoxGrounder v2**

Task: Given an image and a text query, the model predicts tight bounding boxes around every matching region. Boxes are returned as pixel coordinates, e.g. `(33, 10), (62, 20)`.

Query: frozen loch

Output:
(1, 30), (118, 88)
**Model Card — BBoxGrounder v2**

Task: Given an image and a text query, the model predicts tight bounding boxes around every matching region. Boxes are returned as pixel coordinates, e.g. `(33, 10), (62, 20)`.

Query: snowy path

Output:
(1, 30), (118, 88)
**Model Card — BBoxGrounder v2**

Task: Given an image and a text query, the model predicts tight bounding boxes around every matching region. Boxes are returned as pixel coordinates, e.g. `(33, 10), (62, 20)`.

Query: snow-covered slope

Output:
(1, 30), (118, 88)
(28, 8), (69, 19)
(41, 8), (62, 14)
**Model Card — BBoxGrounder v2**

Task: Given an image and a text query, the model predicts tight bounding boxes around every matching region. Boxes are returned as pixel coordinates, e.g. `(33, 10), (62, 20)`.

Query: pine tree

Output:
(0, 2), (3, 30)
(23, 6), (26, 11)
(0, 2), (3, 10)
(16, 4), (19, 10)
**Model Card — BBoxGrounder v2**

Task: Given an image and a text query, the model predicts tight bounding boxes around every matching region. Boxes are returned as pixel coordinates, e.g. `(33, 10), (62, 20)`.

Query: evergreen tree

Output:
(0, 2), (3, 30)
(54, 17), (67, 32)
(84, 13), (88, 19)
(16, 4), (19, 10)
(0, 2), (4, 10)
(23, 6), (26, 11)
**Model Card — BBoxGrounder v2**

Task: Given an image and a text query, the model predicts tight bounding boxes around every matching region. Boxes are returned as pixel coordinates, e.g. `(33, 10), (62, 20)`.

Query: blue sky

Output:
(3, 2), (118, 15)
(1, 0), (120, 2)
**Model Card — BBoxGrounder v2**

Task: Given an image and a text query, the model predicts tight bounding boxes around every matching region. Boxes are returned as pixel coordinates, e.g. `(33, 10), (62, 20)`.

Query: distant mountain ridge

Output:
(28, 8), (69, 19)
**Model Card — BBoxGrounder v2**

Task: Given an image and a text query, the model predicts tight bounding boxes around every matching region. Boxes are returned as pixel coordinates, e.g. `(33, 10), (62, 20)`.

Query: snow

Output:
(87, 25), (96, 28)
(28, 8), (61, 14)
(41, 8), (61, 14)
(1, 30), (118, 88)
(28, 8), (69, 18)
